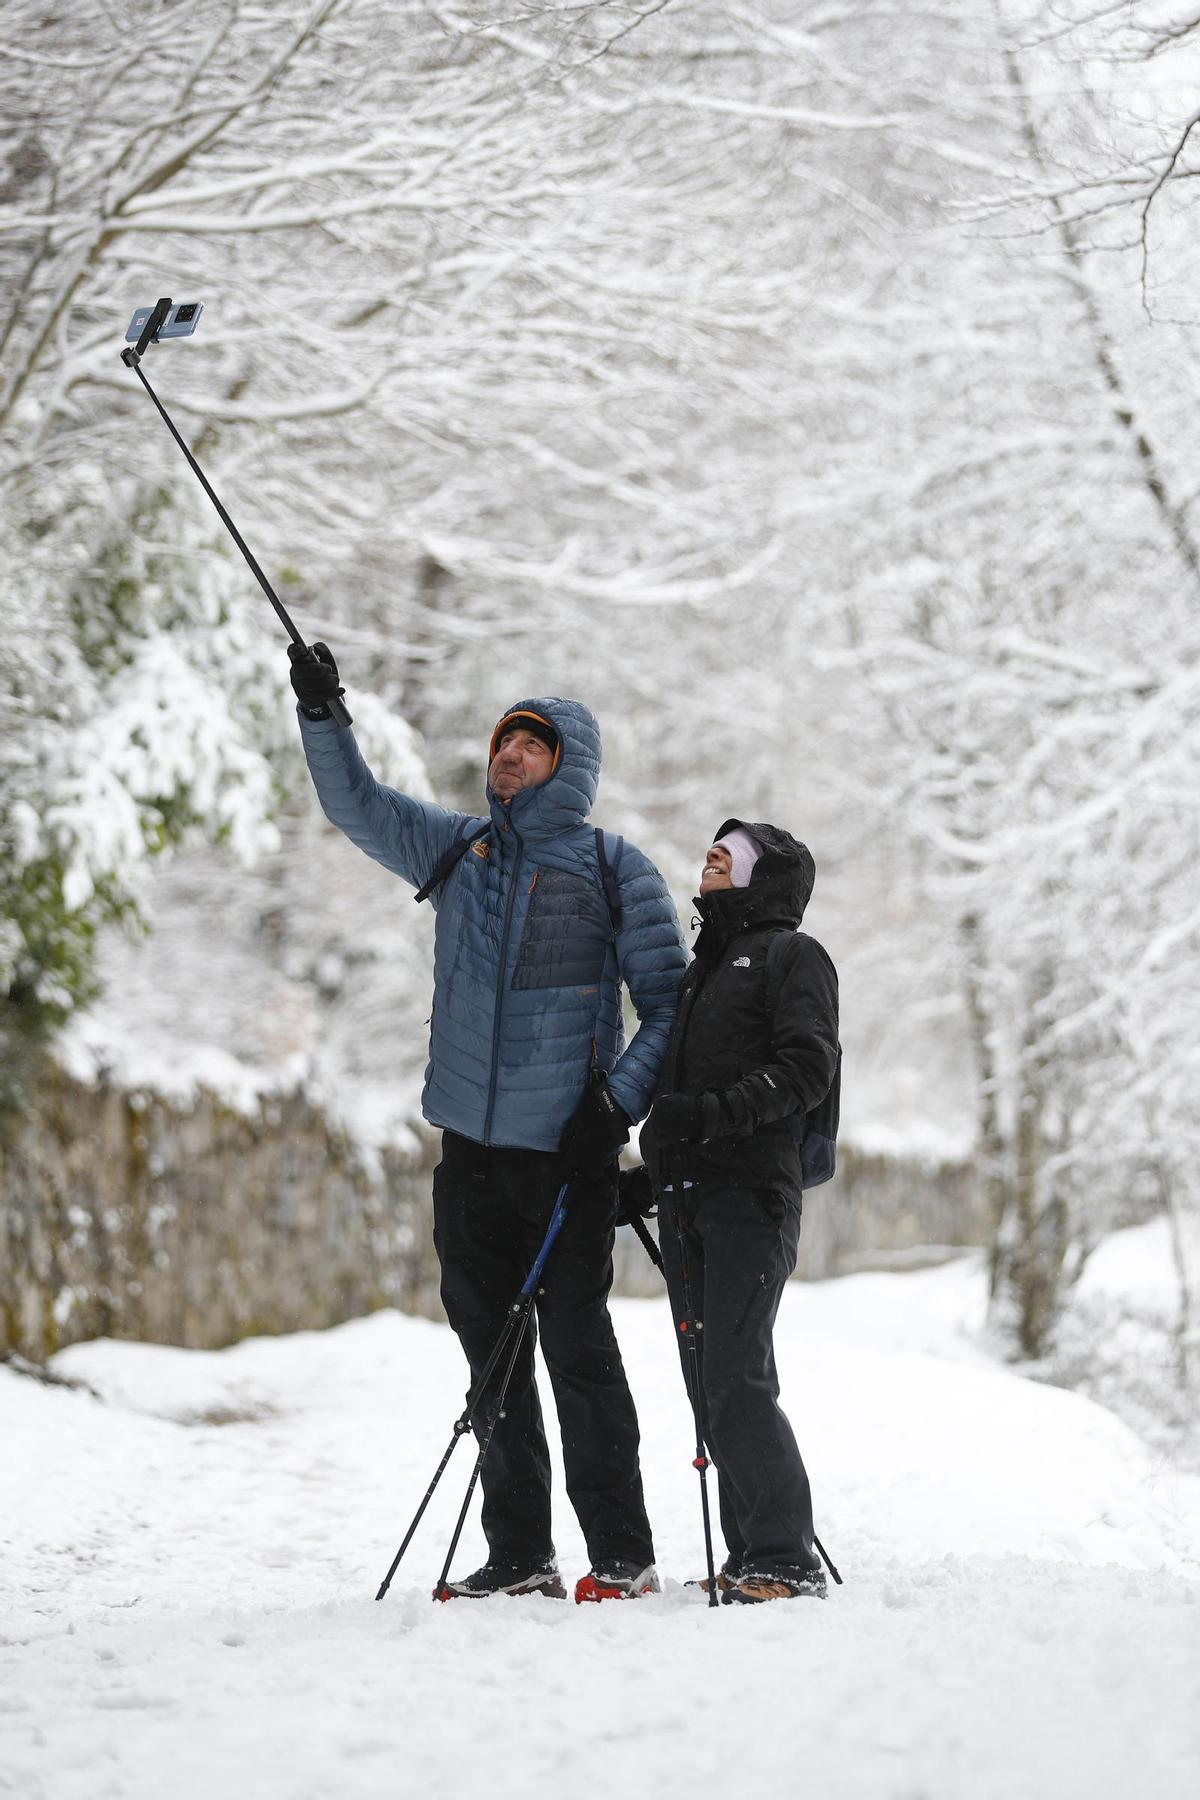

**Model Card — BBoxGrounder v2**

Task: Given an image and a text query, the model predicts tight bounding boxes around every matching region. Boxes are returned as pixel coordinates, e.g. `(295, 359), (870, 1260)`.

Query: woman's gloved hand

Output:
(647, 1090), (726, 1146)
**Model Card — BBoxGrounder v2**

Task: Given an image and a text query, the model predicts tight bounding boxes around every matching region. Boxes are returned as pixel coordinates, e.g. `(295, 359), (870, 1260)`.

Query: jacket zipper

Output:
(664, 968), (704, 1093)
(482, 819), (523, 1145)
(671, 924), (773, 1090)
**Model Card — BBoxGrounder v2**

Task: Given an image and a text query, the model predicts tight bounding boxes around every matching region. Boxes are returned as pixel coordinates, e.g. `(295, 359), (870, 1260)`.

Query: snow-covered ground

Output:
(4, 1256), (1199, 1800)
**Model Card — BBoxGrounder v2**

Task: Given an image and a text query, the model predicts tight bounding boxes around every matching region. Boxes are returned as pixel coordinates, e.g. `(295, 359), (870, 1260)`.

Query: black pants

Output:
(432, 1131), (654, 1571)
(658, 1186), (820, 1580)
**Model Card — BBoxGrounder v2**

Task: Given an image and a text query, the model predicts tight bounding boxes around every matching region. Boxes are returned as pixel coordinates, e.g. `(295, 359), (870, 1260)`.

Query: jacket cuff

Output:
(698, 1091), (731, 1141)
(296, 704), (341, 732)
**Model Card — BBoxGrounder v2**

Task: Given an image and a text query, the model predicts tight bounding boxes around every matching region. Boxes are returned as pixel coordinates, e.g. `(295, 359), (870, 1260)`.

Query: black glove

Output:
(617, 1163), (656, 1228)
(288, 640), (345, 720)
(558, 1077), (630, 1178)
(647, 1090), (725, 1146)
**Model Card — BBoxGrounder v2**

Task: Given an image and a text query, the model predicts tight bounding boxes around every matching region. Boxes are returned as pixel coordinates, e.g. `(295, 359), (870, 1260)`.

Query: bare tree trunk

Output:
(398, 553), (453, 738)
(1007, 982), (1072, 1357)
(960, 911), (1011, 1303)
(1010, 1051), (1042, 1353)
(1147, 1138), (1195, 1391)
(996, 9), (1200, 593)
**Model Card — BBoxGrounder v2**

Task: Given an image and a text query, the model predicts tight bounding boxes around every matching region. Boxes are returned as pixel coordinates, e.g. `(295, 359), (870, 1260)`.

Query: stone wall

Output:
(0, 1065), (442, 1360)
(2, 1066), (986, 1359)
(612, 1143), (990, 1296)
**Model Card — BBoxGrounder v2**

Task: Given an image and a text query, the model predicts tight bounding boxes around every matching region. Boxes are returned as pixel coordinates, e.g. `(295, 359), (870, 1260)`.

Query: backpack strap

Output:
(413, 830), (483, 906)
(416, 827), (624, 917)
(767, 929), (839, 1001)
(594, 827), (624, 933)
(764, 928), (793, 1013)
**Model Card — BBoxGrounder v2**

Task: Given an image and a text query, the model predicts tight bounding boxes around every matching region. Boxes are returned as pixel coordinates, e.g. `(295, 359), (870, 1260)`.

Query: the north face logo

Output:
(732, 956), (751, 968)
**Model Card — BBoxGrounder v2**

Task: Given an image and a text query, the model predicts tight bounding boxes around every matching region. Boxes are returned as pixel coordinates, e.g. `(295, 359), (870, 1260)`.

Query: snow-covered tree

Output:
(805, 0), (1200, 1357)
(3, 0), (848, 1069)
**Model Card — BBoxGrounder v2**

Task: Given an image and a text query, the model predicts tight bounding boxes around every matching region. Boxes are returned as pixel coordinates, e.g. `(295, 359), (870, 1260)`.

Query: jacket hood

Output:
(695, 817), (815, 942)
(486, 695), (600, 837)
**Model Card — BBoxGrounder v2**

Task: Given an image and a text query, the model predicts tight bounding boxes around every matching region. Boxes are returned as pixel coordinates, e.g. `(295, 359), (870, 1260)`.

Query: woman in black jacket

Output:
(640, 819), (839, 1602)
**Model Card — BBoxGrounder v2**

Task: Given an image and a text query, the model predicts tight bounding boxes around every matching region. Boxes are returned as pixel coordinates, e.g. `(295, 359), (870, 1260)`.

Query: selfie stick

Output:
(120, 296), (352, 727)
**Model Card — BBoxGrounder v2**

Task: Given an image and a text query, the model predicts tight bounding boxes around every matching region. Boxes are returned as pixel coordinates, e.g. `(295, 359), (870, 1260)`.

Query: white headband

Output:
(714, 827), (763, 889)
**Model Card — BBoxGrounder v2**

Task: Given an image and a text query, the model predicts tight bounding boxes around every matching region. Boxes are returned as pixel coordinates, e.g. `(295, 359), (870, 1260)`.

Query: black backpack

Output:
(764, 931), (841, 1190)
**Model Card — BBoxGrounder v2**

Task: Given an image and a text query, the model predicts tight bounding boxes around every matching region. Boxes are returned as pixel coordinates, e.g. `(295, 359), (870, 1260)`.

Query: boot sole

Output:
(722, 1576), (827, 1604)
(436, 1574), (567, 1601)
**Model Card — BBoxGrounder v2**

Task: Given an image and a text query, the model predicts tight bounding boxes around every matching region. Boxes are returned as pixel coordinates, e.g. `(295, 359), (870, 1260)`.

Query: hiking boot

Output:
(723, 1568), (827, 1604)
(684, 1557), (741, 1596)
(436, 1559), (566, 1601)
(574, 1561), (661, 1603)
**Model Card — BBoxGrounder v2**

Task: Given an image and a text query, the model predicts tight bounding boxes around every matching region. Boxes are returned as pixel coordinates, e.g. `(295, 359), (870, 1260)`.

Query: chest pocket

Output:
(683, 947), (769, 1075)
(512, 867), (611, 990)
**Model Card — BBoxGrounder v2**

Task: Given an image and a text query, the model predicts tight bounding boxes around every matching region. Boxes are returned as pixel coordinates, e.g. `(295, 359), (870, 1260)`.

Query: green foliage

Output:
(1, 469), (286, 1068)
(0, 855), (141, 1047)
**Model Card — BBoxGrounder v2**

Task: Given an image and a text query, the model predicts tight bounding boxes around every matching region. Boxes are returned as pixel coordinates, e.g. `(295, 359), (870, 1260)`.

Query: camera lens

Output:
(175, 303), (196, 322)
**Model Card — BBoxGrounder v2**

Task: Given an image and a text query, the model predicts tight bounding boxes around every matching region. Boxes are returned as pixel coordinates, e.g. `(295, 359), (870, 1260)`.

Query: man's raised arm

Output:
(292, 647), (475, 891)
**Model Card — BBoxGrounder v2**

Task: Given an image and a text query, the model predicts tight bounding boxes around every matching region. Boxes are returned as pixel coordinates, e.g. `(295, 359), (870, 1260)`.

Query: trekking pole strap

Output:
(627, 1210), (664, 1272)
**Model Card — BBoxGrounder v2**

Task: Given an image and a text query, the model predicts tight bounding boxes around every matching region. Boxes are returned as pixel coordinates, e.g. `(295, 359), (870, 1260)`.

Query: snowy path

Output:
(3, 1259), (1198, 1800)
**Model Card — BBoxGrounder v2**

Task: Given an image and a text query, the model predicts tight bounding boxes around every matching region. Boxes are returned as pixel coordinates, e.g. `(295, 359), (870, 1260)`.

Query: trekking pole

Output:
(119, 297), (352, 727)
(430, 1294), (539, 1603)
(813, 1534), (843, 1585)
(373, 1294), (530, 1602)
(640, 1171), (843, 1592)
(374, 1181), (571, 1603)
(430, 1179), (573, 1603)
(668, 1171), (719, 1610)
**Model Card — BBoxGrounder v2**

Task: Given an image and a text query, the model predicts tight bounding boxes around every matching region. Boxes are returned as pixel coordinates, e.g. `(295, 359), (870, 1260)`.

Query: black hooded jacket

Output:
(642, 820), (840, 1200)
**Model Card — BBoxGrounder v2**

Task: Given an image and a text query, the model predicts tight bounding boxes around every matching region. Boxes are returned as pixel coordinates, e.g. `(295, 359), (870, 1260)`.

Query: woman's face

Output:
(699, 843), (733, 893)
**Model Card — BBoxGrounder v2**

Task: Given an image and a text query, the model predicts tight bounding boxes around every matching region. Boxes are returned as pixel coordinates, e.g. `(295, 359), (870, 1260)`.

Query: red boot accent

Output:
(574, 1567), (659, 1603)
(575, 1573), (621, 1603)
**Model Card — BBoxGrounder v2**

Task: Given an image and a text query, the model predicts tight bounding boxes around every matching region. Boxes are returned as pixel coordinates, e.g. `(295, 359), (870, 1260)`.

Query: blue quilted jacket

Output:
(298, 695), (687, 1151)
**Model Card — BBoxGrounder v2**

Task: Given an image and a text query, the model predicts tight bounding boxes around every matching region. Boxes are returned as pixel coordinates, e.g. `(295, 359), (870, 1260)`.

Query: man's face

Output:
(488, 728), (555, 801)
(699, 843), (734, 893)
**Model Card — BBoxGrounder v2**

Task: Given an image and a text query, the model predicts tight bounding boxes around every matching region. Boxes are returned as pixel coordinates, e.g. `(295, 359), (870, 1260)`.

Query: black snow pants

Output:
(657, 1185), (820, 1581)
(432, 1130), (654, 1572)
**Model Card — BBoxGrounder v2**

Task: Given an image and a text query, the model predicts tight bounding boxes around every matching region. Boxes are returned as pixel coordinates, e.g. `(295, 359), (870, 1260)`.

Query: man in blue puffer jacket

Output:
(289, 645), (687, 1602)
